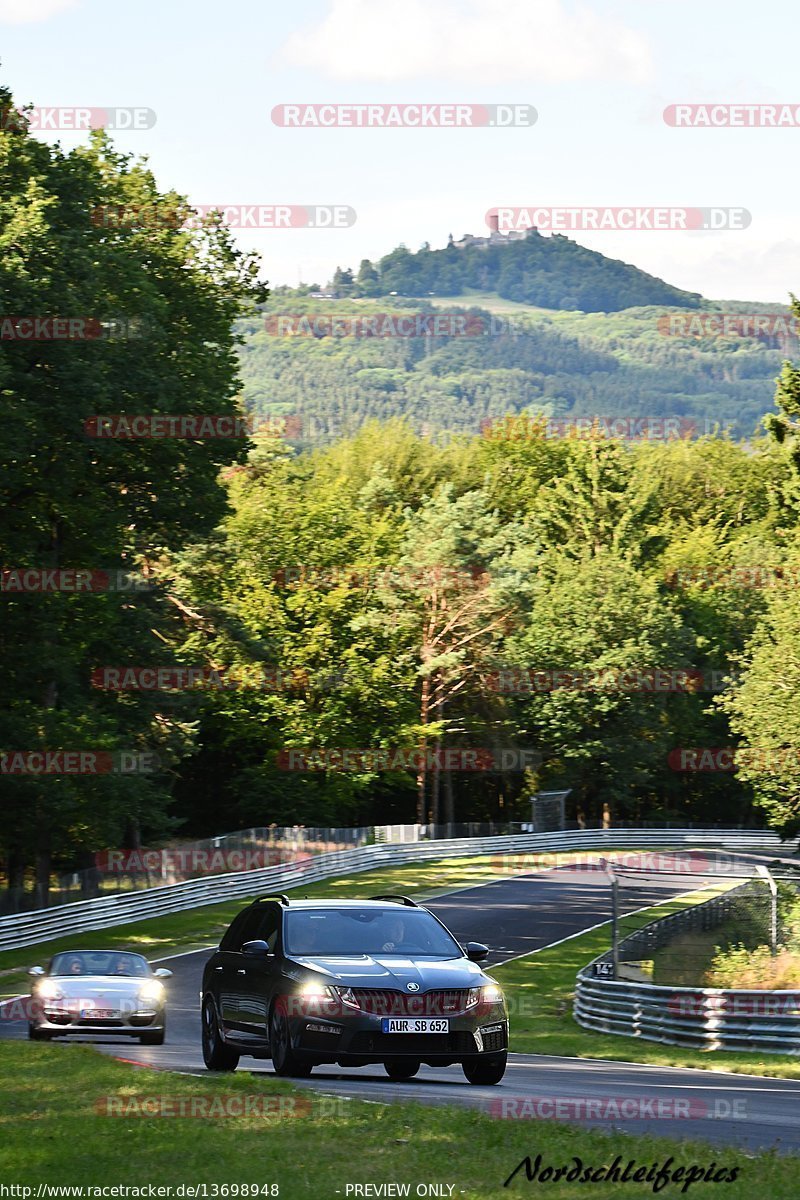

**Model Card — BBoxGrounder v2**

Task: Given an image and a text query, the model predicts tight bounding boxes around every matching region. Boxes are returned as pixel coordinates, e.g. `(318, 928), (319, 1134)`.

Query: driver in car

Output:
(380, 916), (406, 953)
(67, 957), (83, 975)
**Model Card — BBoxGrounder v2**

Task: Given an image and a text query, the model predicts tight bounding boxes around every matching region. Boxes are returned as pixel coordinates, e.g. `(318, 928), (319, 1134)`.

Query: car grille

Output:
(348, 1031), (477, 1055)
(348, 989), (471, 1016)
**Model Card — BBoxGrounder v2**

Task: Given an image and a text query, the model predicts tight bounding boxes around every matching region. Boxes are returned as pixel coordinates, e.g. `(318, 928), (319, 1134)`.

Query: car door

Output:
(216, 909), (261, 1032)
(237, 903), (281, 1038)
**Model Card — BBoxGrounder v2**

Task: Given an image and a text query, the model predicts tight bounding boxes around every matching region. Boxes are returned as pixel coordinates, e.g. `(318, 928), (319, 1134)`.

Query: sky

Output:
(2, 0), (799, 303)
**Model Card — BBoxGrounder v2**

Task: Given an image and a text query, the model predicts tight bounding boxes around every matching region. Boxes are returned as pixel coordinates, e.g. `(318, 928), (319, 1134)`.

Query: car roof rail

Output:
(368, 894), (420, 907)
(254, 894), (290, 905)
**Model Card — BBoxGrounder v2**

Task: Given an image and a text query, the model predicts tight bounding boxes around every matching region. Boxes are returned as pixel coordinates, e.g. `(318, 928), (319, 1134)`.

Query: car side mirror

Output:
(28, 966), (46, 977)
(242, 940), (271, 956)
(153, 968), (172, 978)
(465, 942), (489, 962)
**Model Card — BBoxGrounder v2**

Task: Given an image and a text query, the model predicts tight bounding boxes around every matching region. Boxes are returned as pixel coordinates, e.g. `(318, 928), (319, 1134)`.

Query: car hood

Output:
(288, 955), (490, 990)
(33, 976), (155, 999)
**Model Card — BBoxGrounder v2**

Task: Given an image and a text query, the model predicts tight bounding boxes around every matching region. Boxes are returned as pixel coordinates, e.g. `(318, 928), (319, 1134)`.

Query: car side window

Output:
(220, 910), (251, 952)
(234, 909), (268, 949)
(254, 907), (280, 952)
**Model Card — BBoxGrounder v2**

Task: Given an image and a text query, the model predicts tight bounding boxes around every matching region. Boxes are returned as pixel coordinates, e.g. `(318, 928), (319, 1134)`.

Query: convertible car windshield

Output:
(284, 908), (462, 957)
(49, 951), (151, 977)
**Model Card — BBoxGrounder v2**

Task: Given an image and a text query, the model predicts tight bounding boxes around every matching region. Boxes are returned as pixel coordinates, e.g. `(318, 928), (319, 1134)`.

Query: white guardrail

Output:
(2, 827), (796, 953)
(574, 879), (800, 1054)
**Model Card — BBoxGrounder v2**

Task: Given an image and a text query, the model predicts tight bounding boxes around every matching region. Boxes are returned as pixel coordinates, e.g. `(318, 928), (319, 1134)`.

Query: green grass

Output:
(495, 885), (800, 1079)
(0, 1042), (795, 1195)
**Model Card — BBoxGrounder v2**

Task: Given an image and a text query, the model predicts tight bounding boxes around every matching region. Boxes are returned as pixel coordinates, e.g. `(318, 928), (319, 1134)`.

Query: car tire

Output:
(202, 997), (239, 1071)
(140, 1027), (165, 1046)
(28, 1024), (50, 1041)
(462, 1052), (507, 1085)
(384, 1059), (420, 1081)
(270, 998), (312, 1078)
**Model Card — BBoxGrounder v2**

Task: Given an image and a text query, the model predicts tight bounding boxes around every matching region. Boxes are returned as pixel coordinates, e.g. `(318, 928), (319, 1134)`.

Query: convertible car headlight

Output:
(37, 982), (65, 1001)
(137, 982), (164, 1005)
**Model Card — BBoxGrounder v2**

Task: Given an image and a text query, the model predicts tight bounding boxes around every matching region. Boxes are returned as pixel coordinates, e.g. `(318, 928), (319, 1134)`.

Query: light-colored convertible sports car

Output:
(27, 950), (171, 1044)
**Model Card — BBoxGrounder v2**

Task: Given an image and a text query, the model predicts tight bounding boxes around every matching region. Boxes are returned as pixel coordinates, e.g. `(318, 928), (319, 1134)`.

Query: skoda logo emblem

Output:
(406, 982), (420, 992)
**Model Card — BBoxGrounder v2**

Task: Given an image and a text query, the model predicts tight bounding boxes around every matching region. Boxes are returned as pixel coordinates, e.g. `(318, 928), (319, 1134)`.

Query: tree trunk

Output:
(443, 762), (455, 825)
(416, 674), (430, 824)
(431, 739), (441, 829)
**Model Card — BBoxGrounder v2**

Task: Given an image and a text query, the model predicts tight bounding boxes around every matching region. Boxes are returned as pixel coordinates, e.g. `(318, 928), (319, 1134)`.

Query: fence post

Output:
(600, 857), (619, 978)
(756, 865), (778, 955)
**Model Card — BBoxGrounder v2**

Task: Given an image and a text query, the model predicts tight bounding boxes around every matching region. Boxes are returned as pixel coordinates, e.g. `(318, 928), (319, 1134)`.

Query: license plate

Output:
(82, 1009), (116, 1018)
(381, 1018), (449, 1034)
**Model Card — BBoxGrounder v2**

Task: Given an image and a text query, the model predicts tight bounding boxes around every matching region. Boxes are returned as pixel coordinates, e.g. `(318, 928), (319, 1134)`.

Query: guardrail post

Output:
(600, 857), (619, 978)
(757, 864), (778, 955)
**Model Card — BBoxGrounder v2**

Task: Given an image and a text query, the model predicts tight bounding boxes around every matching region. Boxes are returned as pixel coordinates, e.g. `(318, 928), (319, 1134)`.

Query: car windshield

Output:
(49, 951), (150, 978)
(284, 908), (462, 957)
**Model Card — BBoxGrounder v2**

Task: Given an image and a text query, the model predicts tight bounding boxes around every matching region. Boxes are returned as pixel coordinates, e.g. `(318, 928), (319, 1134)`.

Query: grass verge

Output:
(0, 1042), (795, 1195)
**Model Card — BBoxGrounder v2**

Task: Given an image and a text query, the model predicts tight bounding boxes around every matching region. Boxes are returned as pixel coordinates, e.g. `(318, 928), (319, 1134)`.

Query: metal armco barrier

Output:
(2, 827), (795, 953)
(574, 880), (800, 1053)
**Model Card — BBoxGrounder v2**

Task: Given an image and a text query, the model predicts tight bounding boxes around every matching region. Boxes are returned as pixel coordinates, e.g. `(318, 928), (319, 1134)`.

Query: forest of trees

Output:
(327, 233), (704, 311)
(238, 295), (790, 445)
(4, 88), (800, 902)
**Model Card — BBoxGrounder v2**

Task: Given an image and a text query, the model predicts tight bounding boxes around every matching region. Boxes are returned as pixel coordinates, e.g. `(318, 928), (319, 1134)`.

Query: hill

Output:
(337, 230), (704, 312)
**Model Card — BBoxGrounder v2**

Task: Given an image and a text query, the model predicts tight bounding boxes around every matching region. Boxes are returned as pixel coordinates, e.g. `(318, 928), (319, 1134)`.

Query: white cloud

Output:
(280, 0), (652, 84)
(0, 0), (77, 22)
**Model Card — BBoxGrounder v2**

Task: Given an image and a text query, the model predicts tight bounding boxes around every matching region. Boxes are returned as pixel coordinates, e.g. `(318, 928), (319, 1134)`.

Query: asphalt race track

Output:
(5, 855), (800, 1155)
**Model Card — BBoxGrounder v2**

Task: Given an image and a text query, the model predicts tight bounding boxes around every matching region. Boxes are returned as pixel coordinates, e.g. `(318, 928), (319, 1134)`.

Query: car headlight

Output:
(137, 982), (164, 1005)
(466, 984), (504, 1009)
(37, 982), (65, 1001)
(300, 982), (334, 998)
(334, 986), (360, 1009)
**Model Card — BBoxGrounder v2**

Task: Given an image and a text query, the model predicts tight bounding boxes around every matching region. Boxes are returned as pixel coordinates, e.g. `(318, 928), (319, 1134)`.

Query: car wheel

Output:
(384, 1059), (420, 1081)
(28, 1024), (50, 1041)
(201, 997), (239, 1071)
(140, 1027), (165, 1046)
(462, 1052), (507, 1085)
(269, 998), (312, 1077)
